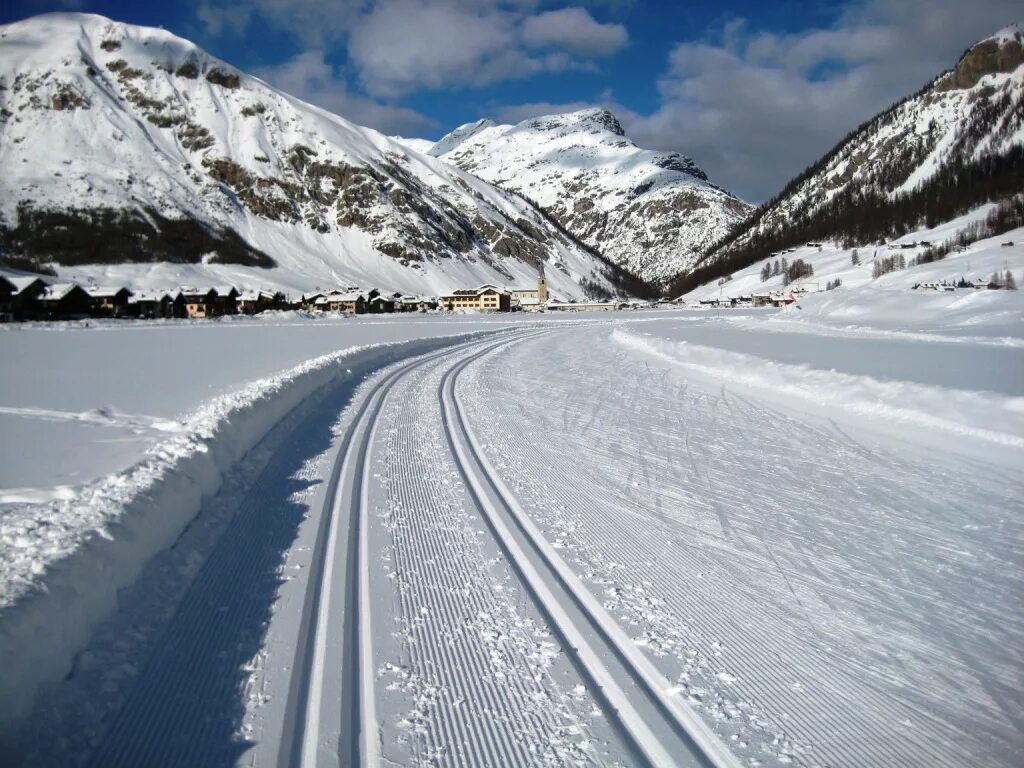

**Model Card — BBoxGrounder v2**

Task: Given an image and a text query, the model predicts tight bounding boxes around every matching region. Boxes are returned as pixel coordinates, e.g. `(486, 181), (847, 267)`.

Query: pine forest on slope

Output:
(668, 26), (1024, 297)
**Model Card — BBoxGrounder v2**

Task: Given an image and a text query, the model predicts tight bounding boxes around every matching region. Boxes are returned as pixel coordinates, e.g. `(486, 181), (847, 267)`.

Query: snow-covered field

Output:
(2, 283), (1022, 766)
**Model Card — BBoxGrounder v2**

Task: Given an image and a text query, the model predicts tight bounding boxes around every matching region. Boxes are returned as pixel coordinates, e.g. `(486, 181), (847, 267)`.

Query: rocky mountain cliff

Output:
(0, 13), (634, 298)
(671, 25), (1024, 295)
(428, 109), (752, 283)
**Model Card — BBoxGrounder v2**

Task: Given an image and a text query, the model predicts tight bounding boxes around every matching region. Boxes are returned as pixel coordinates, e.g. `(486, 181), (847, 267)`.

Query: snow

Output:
(0, 313), (517, 734)
(683, 215), (1024, 340)
(430, 108), (751, 282)
(458, 315), (1023, 767)
(0, 14), (620, 300)
(2, 293), (1021, 766)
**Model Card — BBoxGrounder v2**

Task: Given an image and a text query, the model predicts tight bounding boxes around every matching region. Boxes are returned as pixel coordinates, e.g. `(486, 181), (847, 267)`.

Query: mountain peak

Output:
(522, 108), (626, 138)
(0, 13), (626, 298)
(428, 118), (498, 156)
(429, 106), (749, 282)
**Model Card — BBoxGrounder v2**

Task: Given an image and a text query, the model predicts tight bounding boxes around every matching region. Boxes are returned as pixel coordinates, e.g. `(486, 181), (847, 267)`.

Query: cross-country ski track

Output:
(12, 320), (1023, 768)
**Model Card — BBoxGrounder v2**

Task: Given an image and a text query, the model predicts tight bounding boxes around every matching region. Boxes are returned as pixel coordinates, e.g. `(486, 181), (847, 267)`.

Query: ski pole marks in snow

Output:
(370, 337), (633, 766)
(460, 324), (1024, 767)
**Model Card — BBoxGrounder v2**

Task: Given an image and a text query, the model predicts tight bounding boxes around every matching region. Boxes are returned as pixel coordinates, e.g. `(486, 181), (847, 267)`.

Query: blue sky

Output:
(2, 1), (1019, 201)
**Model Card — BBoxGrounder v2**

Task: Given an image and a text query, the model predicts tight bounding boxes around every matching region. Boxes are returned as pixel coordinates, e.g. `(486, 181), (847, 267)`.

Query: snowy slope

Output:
(705, 26), (1024, 264)
(429, 109), (752, 283)
(387, 135), (435, 155)
(0, 14), (624, 299)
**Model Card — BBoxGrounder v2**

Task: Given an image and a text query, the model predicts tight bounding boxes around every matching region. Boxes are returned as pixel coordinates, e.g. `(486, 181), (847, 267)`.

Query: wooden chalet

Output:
(130, 290), (185, 318)
(85, 285), (133, 317)
(39, 283), (91, 319)
(238, 289), (286, 315)
(315, 292), (366, 314)
(367, 295), (395, 314)
(213, 286), (240, 315)
(3, 276), (48, 320)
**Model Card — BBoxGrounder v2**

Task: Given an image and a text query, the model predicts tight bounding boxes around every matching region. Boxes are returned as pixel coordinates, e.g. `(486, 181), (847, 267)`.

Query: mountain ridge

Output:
(427, 107), (752, 283)
(0, 12), (636, 299)
(669, 24), (1024, 296)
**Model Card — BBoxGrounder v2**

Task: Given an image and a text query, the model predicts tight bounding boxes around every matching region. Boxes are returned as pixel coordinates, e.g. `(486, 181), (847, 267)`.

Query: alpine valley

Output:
(0, 13), (645, 299)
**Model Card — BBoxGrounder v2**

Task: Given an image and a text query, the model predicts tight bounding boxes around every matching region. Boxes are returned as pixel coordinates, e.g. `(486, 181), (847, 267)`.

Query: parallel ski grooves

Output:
(439, 341), (742, 768)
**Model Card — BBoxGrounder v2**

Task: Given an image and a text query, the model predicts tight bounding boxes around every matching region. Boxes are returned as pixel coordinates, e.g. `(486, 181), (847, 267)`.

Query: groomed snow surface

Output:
(2, 265), (1022, 766)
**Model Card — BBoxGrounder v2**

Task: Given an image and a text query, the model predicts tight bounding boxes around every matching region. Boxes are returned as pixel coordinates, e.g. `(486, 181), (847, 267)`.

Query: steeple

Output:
(537, 266), (548, 303)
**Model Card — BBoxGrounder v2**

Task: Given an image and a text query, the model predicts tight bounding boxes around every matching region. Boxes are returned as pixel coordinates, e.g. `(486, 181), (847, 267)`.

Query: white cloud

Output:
(348, 1), (627, 97)
(623, 0), (1022, 202)
(192, 1), (629, 98)
(348, 0), (529, 97)
(521, 8), (628, 56)
(254, 50), (435, 135)
(196, 3), (254, 36)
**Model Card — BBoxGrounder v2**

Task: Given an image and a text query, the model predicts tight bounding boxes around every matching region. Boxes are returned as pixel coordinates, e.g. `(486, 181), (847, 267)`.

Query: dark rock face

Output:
(937, 36), (1024, 91)
(0, 204), (275, 268)
(174, 62), (198, 79)
(653, 153), (708, 181)
(205, 68), (241, 89)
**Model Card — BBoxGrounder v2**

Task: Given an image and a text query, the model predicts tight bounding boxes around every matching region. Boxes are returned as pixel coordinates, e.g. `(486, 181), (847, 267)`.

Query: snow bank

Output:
(0, 330), (499, 734)
(612, 328), (1024, 452)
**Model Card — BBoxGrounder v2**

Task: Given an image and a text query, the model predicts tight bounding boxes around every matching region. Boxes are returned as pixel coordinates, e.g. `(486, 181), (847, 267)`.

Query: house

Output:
(238, 289), (285, 315)
(438, 284), (511, 312)
(39, 283), (91, 319)
(315, 291), (365, 314)
(3, 276), (48, 320)
(366, 295), (396, 314)
(299, 292), (325, 311)
(213, 286), (239, 315)
(752, 293), (772, 307)
(396, 295), (434, 312)
(130, 290), (185, 318)
(179, 288), (219, 318)
(85, 285), (132, 317)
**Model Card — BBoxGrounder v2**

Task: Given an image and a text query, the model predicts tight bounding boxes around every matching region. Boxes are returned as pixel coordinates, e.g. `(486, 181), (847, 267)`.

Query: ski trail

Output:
(440, 338), (742, 768)
(457, 326), (1024, 767)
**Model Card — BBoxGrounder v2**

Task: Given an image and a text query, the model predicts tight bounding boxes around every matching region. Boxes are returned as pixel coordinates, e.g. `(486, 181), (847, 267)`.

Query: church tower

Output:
(537, 267), (548, 303)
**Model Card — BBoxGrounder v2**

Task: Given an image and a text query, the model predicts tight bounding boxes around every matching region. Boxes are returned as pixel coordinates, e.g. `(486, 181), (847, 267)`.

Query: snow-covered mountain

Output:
(428, 109), (752, 283)
(675, 25), (1024, 294)
(0, 13), (632, 298)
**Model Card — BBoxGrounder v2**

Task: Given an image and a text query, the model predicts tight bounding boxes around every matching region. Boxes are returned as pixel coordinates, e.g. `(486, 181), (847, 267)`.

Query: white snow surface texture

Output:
(429, 111), (752, 283)
(0, 13), (621, 299)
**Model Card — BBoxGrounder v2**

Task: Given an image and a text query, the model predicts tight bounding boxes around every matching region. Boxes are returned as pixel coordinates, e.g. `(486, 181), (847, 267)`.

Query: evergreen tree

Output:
(1005, 269), (1017, 290)
(771, 260), (780, 277)
(851, 249), (860, 266)
(898, 254), (906, 270)
(760, 262), (771, 282)
(990, 271), (1002, 287)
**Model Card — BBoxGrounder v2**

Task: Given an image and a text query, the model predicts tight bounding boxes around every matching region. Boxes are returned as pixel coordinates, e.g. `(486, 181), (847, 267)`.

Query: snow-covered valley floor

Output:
(1, 303), (1022, 767)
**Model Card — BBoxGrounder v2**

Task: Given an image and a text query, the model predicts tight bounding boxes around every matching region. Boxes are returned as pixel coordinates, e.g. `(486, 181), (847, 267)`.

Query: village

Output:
(0, 269), (661, 322)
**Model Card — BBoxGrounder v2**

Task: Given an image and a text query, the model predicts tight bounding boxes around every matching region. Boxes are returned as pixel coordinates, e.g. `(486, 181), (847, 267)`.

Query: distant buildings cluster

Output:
(0, 268), (659, 322)
(0, 277), (293, 321)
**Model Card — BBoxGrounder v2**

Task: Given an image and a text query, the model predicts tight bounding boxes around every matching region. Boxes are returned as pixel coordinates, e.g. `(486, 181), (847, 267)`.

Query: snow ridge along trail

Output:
(440, 337), (741, 768)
